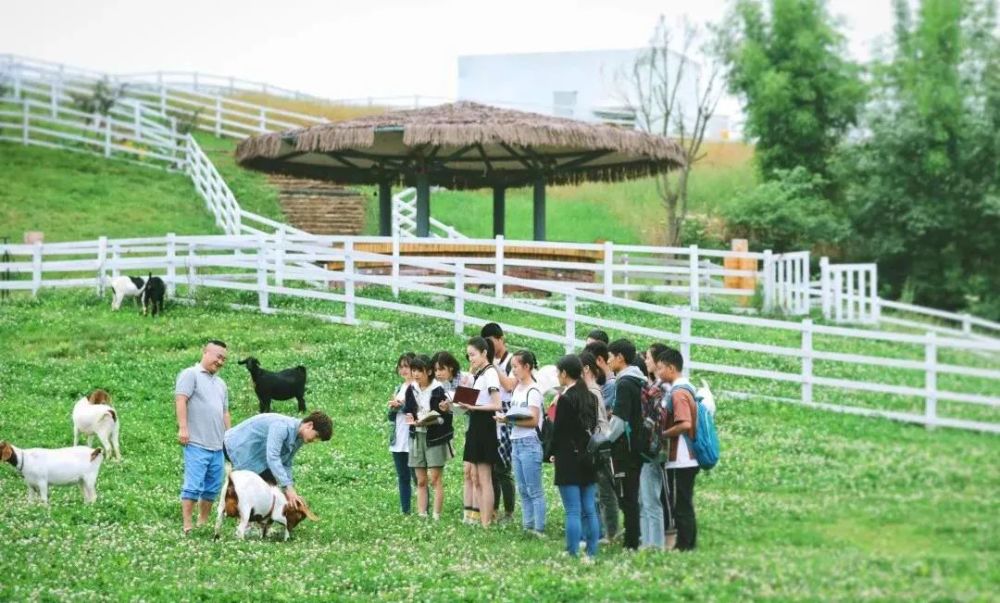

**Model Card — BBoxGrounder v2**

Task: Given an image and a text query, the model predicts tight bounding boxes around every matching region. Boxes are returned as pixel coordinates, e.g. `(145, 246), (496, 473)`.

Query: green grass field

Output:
(0, 290), (996, 601)
(0, 142), (218, 243)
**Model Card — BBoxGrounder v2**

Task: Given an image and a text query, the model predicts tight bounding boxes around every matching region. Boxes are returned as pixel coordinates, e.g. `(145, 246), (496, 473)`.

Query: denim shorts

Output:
(180, 444), (224, 501)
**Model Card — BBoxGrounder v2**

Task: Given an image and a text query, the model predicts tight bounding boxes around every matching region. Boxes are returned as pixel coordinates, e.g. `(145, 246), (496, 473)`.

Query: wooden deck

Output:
(327, 241), (603, 270)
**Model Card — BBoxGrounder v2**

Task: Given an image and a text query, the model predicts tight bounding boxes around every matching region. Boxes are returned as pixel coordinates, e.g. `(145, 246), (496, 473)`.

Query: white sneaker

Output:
(580, 555), (596, 565)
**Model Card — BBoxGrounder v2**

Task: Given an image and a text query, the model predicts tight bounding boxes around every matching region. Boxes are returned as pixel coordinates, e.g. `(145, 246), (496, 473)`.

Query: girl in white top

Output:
(432, 350), (479, 524)
(387, 353), (415, 514)
(456, 337), (502, 528)
(496, 350), (546, 533)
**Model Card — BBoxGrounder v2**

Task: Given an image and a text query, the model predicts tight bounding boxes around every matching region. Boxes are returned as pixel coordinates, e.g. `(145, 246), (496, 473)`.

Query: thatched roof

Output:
(235, 101), (686, 189)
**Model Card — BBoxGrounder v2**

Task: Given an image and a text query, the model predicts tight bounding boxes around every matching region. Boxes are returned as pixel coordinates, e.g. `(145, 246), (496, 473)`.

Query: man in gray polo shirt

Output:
(175, 339), (232, 535)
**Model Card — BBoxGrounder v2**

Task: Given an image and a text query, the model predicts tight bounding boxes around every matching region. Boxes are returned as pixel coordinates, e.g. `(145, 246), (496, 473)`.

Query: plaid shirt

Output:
(495, 353), (513, 466)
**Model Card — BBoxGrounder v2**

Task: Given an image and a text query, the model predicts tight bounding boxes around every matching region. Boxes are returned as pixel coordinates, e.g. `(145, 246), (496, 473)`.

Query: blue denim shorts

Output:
(180, 444), (224, 502)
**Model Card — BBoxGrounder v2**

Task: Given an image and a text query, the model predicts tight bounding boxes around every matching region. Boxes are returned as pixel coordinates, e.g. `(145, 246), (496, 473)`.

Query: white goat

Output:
(108, 275), (145, 311)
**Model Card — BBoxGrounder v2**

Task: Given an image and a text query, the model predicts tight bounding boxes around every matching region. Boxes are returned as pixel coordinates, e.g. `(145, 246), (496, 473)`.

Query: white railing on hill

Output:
(1, 54), (328, 140)
(392, 188), (467, 239)
(1, 233), (997, 434)
(0, 95), (184, 169)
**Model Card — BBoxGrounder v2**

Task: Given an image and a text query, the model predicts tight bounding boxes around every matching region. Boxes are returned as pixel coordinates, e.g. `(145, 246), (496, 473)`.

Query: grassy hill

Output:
(0, 142), (219, 242)
(0, 290), (996, 601)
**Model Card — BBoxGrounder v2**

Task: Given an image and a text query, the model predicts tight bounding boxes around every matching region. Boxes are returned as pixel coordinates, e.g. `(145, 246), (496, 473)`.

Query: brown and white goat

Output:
(72, 389), (121, 461)
(0, 441), (104, 504)
(214, 468), (318, 541)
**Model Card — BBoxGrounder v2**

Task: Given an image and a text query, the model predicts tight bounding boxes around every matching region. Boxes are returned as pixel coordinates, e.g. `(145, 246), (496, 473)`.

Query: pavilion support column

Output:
(378, 181), (392, 236)
(416, 172), (431, 237)
(533, 175), (546, 241)
(492, 185), (506, 237)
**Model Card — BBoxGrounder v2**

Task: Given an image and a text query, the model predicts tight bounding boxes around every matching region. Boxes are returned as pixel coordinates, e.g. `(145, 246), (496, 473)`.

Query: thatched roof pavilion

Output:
(236, 101), (685, 239)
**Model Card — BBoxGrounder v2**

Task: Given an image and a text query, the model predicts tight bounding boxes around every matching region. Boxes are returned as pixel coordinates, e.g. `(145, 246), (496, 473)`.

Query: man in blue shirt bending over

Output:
(223, 411), (332, 510)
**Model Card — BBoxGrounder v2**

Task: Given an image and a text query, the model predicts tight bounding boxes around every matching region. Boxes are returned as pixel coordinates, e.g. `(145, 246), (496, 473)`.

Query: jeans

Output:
(180, 444), (224, 502)
(392, 451), (412, 514)
(558, 483), (599, 557)
(667, 466), (700, 550)
(596, 462), (619, 540)
(492, 461), (515, 515)
(639, 462), (665, 549)
(512, 437), (545, 532)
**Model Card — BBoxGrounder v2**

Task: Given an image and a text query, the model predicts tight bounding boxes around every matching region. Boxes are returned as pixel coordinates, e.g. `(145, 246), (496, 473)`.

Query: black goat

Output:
(238, 357), (308, 414)
(142, 274), (165, 317)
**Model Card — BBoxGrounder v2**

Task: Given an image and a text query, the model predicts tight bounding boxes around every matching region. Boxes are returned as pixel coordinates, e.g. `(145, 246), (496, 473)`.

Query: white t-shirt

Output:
(412, 380), (441, 433)
(509, 382), (543, 441)
(472, 365), (501, 406)
(389, 381), (412, 453)
(667, 434), (700, 469)
(494, 352), (513, 402)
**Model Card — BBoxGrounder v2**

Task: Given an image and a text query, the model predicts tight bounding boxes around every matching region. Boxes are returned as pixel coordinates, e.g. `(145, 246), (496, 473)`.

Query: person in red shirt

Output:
(655, 348), (700, 551)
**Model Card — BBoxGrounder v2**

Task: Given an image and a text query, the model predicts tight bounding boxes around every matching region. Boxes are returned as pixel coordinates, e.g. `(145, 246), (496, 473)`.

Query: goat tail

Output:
(90, 448), (103, 462)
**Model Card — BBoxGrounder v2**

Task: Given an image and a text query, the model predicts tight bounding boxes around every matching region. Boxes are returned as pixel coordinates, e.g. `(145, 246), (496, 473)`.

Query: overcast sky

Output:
(2, 0), (895, 100)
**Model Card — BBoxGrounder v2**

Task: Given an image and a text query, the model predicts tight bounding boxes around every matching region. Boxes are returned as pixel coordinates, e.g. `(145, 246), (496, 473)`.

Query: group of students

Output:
(386, 324), (703, 559)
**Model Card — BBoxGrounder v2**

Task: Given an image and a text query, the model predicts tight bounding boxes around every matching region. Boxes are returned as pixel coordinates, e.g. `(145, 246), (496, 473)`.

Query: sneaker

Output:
(432, 513), (441, 521)
(598, 537), (610, 545)
(580, 555), (596, 565)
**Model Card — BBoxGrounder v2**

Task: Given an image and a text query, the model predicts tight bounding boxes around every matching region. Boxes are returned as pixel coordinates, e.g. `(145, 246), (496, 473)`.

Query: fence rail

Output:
(2, 234), (997, 434)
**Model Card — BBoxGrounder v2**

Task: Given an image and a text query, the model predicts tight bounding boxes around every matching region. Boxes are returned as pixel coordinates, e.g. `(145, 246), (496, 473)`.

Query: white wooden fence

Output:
(1, 233), (997, 434)
(764, 250), (810, 315)
(1, 54), (328, 140)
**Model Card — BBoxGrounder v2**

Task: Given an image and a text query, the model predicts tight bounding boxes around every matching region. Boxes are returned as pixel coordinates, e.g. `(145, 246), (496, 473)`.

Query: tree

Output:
(618, 16), (725, 247)
(717, 0), (864, 181)
(838, 0), (1000, 317)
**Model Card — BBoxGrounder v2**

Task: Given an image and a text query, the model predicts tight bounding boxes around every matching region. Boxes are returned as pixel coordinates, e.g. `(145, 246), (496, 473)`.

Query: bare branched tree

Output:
(618, 16), (725, 246)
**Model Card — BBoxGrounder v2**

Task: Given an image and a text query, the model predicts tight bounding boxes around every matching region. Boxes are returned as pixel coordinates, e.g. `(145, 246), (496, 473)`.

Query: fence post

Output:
(104, 116), (111, 158)
(31, 242), (41, 298)
(22, 99), (29, 145)
(762, 249), (774, 312)
(96, 236), (107, 296)
(259, 107), (267, 133)
(564, 294), (576, 353)
(391, 232), (400, 298)
(159, 85), (167, 114)
(111, 244), (121, 279)
(50, 79), (57, 117)
(13, 67), (21, 98)
(133, 103), (141, 142)
(820, 256), (830, 319)
(257, 234), (269, 312)
(870, 268), (880, 324)
(495, 235), (505, 299)
(187, 243), (197, 295)
(344, 239), (355, 324)
(688, 244), (700, 311)
(454, 260), (465, 335)
(801, 318), (813, 404)
(961, 314), (972, 336)
(834, 270), (844, 323)
(274, 229), (286, 287)
(623, 253), (630, 300)
(924, 331), (937, 429)
(603, 240), (614, 298)
(214, 97), (222, 137)
(164, 233), (177, 297)
(679, 309), (692, 378)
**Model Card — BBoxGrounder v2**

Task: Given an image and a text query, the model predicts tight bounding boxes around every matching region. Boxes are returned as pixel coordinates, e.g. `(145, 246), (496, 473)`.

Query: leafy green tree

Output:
(723, 167), (848, 252)
(838, 0), (1000, 317)
(717, 0), (865, 181)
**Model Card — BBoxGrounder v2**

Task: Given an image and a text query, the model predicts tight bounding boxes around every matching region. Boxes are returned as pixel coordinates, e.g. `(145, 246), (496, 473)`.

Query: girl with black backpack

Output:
(549, 354), (600, 560)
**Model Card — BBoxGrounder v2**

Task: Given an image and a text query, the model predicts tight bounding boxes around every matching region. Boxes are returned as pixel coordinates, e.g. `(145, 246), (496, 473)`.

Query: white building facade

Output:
(457, 48), (732, 139)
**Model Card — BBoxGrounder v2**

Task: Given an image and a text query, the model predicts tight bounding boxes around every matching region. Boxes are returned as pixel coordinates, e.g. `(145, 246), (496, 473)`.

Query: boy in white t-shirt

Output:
(655, 348), (700, 551)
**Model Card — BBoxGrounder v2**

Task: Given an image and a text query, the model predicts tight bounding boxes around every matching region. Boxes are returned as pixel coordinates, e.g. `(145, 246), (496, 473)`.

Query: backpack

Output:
(536, 390), (556, 462)
(640, 382), (668, 462)
(668, 383), (720, 470)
